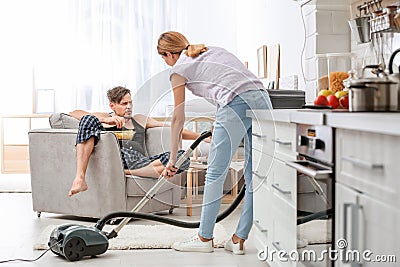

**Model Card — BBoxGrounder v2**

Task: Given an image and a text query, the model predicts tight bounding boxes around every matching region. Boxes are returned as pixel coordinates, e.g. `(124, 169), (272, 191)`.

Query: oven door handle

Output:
(286, 160), (332, 179)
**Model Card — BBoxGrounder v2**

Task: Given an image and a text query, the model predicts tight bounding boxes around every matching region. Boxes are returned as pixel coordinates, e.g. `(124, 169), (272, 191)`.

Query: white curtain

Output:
(32, 0), (180, 114)
(0, 0), (241, 116)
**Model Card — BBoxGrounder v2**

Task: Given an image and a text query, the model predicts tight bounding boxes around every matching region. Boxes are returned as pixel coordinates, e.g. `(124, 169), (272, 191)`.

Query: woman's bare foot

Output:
(68, 178), (88, 196)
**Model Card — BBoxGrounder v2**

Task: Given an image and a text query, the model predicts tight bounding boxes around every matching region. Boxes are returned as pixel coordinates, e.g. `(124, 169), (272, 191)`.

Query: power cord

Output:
(0, 240), (61, 264)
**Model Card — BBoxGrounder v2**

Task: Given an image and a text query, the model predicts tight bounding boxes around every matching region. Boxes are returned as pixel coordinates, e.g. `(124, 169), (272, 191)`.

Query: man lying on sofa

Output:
(68, 86), (206, 196)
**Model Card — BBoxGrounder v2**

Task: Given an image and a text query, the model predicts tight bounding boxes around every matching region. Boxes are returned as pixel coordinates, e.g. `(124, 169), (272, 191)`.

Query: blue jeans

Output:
(198, 89), (272, 240)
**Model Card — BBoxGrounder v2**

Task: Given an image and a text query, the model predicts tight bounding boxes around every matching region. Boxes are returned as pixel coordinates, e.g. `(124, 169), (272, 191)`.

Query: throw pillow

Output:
(49, 113), (80, 129)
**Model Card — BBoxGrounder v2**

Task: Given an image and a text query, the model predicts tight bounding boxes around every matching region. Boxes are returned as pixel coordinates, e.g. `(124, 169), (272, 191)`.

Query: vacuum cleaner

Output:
(47, 130), (332, 261)
(48, 130), (235, 261)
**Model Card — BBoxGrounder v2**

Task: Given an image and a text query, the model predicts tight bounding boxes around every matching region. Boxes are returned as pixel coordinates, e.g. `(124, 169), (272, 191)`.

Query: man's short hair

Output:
(107, 86), (131, 103)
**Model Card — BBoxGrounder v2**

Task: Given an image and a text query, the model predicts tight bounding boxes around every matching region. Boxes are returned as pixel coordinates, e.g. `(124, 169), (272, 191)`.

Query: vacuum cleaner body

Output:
(49, 224), (109, 261)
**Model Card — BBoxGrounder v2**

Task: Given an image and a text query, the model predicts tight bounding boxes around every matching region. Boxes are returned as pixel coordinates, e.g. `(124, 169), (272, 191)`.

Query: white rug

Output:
(34, 223), (230, 250)
(297, 219), (332, 247)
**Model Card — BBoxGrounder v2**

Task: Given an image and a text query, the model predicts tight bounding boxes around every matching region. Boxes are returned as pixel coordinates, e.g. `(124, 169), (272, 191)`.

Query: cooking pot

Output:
(347, 78), (398, 112)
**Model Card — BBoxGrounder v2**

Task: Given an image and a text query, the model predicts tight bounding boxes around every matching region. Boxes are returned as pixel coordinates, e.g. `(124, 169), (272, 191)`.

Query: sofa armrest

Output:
(29, 128), (127, 218)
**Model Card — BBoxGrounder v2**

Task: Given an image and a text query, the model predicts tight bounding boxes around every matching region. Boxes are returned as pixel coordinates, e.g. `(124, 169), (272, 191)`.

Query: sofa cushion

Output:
(49, 113), (80, 129)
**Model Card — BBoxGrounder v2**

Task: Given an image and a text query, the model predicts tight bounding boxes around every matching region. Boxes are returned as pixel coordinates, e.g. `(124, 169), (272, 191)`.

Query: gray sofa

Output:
(28, 113), (183, 219)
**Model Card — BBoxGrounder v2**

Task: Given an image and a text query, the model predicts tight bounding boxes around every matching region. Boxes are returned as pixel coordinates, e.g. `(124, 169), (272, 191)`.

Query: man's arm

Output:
(69, 110), (125, 128)
(181, 128), (201, 140)
(69, 110), (111, 121)
(144, 115), (207, 141)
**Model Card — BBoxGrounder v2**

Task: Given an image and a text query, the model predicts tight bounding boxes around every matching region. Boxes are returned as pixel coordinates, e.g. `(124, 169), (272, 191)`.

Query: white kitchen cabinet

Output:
(272, 155), (297, 208)
(253, 150), (274, 241)
(252, 119), (297, 159)
(336, 128), (400, 206)
(251, 117), (297, 267)
(335, 183), (399, 267)
(335, 128), (400, 267)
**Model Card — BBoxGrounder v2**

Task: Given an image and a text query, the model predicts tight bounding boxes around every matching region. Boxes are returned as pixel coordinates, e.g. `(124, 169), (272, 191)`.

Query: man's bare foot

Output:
(68, 178), (88, 196)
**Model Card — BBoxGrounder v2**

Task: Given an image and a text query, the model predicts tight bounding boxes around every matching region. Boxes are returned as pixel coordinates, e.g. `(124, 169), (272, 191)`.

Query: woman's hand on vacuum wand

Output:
(162, 161), (178, 178)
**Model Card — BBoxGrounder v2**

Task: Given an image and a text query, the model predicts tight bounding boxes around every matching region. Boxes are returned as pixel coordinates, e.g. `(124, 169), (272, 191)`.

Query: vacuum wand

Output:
(101, 130), (212, 239)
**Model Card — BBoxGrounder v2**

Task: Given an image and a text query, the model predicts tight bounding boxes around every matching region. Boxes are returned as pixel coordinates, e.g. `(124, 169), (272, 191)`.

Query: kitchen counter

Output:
(325, 111), (400, 136)
(249, 109), (400, 136)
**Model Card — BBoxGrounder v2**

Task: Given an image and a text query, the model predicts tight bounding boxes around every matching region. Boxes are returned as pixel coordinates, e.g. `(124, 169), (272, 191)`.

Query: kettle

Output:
(388, 48), (400, 110)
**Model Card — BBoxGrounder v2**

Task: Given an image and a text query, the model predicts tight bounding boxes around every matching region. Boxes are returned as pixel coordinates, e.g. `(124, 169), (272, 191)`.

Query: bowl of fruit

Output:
(314, 89), (349, 110)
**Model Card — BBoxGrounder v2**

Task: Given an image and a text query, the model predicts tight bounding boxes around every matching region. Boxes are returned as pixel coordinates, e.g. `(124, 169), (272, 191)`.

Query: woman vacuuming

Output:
(158, 31), (272, 255)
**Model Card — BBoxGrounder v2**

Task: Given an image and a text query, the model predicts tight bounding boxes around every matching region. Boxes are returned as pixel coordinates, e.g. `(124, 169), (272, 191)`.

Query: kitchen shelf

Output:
(1, 114), (50, 174)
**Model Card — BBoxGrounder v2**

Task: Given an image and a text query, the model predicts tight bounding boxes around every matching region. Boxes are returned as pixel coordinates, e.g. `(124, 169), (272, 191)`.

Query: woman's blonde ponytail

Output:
(185, 44), (208, 58)
(157, 31), (208, 58)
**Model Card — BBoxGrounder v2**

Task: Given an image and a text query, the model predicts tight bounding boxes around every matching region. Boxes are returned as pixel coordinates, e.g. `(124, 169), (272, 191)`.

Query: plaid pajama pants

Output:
(76, 115), (190, 173)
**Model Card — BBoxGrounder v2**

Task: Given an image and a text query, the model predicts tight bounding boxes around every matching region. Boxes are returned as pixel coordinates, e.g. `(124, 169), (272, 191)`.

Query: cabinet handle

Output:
(253, 219), (268, 233)
(272, 241), (288, 258)
(342, 202), (363, 264)
(252, 133), (266, 138)
(342, 203), (351, 263)
(272, 139), (292, 146)
(272, 183), (291, 195)
(252, 171), (266, 179)
(342, 155), (383, 170)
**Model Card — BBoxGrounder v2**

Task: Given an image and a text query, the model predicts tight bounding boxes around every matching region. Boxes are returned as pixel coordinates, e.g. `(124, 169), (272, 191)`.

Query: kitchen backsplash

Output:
(303, 0), (400, 104)
(350, 0), (400, 76)
(303, 2), (351, 103)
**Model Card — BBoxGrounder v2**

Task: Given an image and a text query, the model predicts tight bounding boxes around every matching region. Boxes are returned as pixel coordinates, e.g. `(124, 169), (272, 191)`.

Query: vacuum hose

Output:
(297, 208), (332, 225)
(95, 184), (245, 237)
(94, 128), (331, 239)
(96, 187), (331, 238)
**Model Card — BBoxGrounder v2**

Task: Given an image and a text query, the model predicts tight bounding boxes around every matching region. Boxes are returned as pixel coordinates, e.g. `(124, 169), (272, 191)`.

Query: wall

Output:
(143, 0), (272, 116)
(138, 0), (242, 116)
(1, 0), (366, 114)
(303, 0), (351, 103)
(262, 0), (306, 89)
(0, 0), (36, 115)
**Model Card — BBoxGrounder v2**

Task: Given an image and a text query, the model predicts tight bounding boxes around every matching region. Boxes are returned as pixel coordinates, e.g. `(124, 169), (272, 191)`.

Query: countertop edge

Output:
(246, 109), (295, 123)
(247, 109), (400, 136)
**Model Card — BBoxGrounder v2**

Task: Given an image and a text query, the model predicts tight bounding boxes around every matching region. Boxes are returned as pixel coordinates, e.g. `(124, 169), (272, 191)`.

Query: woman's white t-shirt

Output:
(170, 46), (265, 107)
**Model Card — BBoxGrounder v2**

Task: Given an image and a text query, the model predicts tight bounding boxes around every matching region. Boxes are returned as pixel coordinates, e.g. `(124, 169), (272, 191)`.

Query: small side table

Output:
(185, 160), (244, 216)
(186, 162), (207, 216)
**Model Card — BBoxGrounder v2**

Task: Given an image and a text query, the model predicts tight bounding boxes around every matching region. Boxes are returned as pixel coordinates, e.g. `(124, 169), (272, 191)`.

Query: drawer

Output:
(272, 158), (297, 208)
(252, 148), (273, 187)
(252, 120), (296, 160)
(271, 193), (297, 266)
(253, 181), (273, 249)
(273, 121), (297, 159)
(336, 128), (400, 205)
(252, 120), (275, 157)
(252, 221), (271, 252)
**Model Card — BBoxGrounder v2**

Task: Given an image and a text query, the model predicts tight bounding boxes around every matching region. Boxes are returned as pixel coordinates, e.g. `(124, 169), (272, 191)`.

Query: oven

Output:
(286, 123), (334, 249)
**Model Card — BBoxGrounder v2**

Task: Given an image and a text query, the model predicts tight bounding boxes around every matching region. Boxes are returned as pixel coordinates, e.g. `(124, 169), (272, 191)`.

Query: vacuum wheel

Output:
(63, 237), (87, 261)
